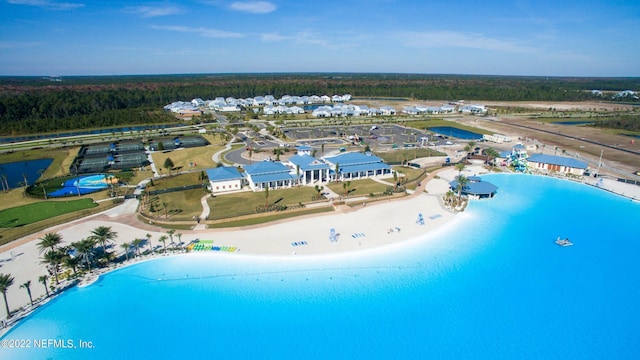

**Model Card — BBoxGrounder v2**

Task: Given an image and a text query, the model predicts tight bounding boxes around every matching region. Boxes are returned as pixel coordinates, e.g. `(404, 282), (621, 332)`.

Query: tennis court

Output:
(179, 136), (209, 148)
(112, 153), (149, 169)
(77, 157), (108, 173)
(84, 144), (113, 156)
(117, 142), (144, 152)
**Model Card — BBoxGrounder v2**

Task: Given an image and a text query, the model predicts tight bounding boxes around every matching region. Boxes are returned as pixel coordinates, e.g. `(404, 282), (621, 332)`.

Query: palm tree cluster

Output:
(1, 227), (186, 320)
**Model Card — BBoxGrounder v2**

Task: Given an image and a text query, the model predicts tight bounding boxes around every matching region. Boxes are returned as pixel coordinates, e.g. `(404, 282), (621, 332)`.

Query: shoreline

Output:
(0, 166), (465, 334)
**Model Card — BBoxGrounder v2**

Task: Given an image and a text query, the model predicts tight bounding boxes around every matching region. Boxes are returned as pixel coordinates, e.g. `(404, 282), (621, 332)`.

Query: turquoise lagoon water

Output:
(3, 174), (640, 359)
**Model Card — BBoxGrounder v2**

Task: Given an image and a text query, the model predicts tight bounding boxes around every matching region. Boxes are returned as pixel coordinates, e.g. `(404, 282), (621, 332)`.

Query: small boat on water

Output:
(555, 237), (573, 247)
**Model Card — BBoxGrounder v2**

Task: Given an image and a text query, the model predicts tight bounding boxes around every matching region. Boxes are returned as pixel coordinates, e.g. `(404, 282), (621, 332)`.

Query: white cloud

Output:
(229, 1), (276, 14)
(261, 31), (331, 47)
(8, 0), (84, 10)
(396, 31), (536, 53)
(124, 5), (183, 18)
(151, 25), (244, 39)
(0, 41), (44, 49)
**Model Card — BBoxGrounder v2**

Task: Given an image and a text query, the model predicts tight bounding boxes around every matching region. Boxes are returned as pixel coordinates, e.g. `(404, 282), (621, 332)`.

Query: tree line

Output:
(1, 73), (639, 136)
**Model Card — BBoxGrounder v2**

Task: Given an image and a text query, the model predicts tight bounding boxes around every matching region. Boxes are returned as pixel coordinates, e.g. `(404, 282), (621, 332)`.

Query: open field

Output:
(326, 179), (392, 197)
(150, 143), (224, 175)
(147, 188), (209, 221)
(0, 199), (98, 228)
(206, 187), (318, 220)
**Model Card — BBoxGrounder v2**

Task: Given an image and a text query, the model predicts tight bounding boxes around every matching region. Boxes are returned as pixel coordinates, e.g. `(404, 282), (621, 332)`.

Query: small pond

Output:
(0, 158), (53, 189)
(428, 126), (483, 140)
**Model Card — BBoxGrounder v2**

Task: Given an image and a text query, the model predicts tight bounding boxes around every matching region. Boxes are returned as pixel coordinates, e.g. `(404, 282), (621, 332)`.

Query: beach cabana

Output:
(449, 176), (498, 199)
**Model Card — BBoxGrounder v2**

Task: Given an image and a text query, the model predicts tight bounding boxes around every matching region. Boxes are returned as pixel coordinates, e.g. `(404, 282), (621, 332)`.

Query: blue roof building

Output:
(243, 161), (298, 191)
(324, 152), (392, 181)
(206, 166), (245, 194)
(449, 176), (498, 199)
(287, 154), (330, 185)
(527, 154), (588, 176)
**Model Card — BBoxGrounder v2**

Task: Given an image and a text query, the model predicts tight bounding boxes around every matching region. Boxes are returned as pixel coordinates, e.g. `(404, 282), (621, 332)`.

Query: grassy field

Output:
(0, 198), (98, 228)
(375, 148), (445, 163)
(147, 188), (208, 221)
(326, 179), (390, 197)
(207, 187), (318, 220)
(151, 143), (225, 175)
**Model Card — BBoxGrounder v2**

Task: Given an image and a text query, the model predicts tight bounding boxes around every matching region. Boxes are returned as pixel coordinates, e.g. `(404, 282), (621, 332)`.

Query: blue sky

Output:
(1, 0), (639, 76)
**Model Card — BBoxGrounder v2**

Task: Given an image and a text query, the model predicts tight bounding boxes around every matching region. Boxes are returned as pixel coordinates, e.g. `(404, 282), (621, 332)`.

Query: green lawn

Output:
(375, 148), (444, 163)
(148, 188), (209, 221)
(0, 199), (99, 228)
(207, 187), (318, 220)
(326, 179), (390, 197)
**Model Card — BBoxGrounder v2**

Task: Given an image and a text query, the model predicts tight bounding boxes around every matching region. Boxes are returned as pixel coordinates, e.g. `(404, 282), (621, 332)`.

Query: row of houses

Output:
(192, 94), (351, 112)
(312, 104), (397, 117)
(205, 148), (392, 194)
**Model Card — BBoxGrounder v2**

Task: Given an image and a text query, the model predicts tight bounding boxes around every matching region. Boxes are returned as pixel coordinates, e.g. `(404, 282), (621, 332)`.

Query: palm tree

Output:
(121, 242), (131, 261)
(343, 180), (351, 197)
(37, 232), (63, 254)
(264, 185), (269, 208)
(485, 147), (500, 171)
(162, 201), (169, 219)
(62, 255), (80, 276)
(146, 233), (153, 253)
(455, 175), (469, 202)
(158, 236), (168, 252)
(38, 275), (50, 298)
(72, 238), (97, 273)
(41, 250), (62, 284)
(89, 226), (117, 255)
(131, 238), (143, 257)
(335, 162), (340, 181)
(176, 233), (182, 248)
(455, 162), (466, 175)
(20, 280), (33, 306)
(166, 229), (176, 246)
(0, 273), (15, 319)
(393, 171), (398, 190)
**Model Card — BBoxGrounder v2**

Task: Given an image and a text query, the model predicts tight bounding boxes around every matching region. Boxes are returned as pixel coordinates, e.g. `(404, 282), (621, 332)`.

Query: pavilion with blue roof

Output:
(449, 176), (498, 199)
(526, 154), (588, 176)
(243, 161), (298, 191)
(206, 166), (245, 194)
(323, 152), (392, 181)
(287, 153), (330, 185)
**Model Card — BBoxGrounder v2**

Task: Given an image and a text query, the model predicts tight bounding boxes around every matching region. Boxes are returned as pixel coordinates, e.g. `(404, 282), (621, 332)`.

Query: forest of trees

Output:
(1, 73), (638, 136)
